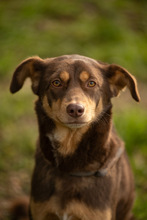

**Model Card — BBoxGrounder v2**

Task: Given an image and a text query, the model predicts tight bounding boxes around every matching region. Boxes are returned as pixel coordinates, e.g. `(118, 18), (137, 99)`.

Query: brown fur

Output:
(9, 197), (29, 220)
(10, 54), (140, 220)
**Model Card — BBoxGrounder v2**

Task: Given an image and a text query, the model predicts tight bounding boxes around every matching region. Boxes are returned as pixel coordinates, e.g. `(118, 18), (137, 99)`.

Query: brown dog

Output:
(10, 55), (140, 220)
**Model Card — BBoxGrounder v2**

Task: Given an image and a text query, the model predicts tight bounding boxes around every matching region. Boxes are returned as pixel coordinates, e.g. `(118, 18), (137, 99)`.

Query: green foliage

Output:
(0, 0), (147, 79)
(0, 0), (147, 219)
(114, 106), (147, 220)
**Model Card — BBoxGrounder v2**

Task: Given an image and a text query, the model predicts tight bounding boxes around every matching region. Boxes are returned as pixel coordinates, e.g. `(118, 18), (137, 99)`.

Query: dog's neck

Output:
(46, 122), (90, 157)
(35, 100), (118, 172)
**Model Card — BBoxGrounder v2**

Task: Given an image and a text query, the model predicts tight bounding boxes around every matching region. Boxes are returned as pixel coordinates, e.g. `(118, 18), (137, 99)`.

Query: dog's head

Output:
(10, 55), (140, 129)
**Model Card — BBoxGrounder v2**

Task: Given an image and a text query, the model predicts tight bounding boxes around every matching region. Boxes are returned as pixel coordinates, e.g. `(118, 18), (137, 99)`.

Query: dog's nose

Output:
(66, 104), (84, 118)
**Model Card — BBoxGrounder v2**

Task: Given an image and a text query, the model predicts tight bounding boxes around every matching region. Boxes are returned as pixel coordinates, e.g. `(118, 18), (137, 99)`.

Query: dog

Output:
(10, 54), (140, 220)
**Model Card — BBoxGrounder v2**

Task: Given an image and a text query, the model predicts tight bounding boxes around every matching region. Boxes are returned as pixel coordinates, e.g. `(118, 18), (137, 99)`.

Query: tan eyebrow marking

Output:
(60, 71), (70, 82)
(79, 71), (90, 82)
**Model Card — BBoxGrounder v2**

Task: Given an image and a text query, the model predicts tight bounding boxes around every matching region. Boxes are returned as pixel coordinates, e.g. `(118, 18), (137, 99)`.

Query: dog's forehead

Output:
(45, 55), (101, 79)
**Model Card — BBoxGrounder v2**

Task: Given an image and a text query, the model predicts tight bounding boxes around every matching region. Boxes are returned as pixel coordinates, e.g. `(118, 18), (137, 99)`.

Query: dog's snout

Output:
(66, 104), (84, 118)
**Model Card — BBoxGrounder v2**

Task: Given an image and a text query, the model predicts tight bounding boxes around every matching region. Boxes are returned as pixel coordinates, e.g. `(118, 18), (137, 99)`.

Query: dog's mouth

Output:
(57, 117), (89, 129)
(64, 122), (88, 129)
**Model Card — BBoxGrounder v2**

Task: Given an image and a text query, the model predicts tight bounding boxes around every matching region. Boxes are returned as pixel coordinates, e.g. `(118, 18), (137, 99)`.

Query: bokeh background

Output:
(0, 0), (147, 219)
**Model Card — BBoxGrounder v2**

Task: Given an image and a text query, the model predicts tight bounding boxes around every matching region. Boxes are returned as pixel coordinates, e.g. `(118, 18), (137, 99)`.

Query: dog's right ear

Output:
(10, 57), (45, 95)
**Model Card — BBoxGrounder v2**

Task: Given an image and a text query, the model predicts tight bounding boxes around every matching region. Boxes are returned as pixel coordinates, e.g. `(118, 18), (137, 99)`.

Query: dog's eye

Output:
(87, 81), (96, 87)
(52, 80), (62, 87)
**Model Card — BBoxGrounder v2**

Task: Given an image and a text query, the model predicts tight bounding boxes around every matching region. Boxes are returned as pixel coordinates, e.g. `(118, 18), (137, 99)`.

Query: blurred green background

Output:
(0, 0), (147, 219)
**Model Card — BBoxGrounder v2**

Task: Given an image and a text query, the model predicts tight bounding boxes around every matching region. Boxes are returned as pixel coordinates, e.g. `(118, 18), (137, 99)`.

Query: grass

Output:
(114, 107), (147, 220)
(0, 0), (147, 219)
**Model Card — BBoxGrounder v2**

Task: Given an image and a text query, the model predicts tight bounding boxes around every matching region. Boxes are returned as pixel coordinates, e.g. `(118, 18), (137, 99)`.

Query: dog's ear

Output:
(10, 57), (45, 95)
(103, 64), (140, 102)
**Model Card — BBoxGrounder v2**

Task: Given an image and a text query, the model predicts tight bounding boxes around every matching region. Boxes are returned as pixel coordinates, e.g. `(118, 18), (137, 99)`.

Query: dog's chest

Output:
(46, 125), (85, 157)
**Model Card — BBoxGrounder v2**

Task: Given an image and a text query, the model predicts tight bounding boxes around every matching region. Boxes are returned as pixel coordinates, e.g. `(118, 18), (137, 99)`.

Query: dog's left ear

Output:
(104, 64), (140, 102)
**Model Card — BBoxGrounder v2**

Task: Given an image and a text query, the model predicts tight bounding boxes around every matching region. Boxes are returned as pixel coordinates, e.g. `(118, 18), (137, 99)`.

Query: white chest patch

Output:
(57, 213), (73, 220)
(63, 213), (72, 220)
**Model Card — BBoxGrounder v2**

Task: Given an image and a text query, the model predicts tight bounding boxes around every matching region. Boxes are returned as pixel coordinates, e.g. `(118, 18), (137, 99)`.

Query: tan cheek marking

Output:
(60, 71), (70, 82)
(81, 95), (98, 123)
(79, 71), (90, 82)
(94, 97), (104, 121)
(42, 95), (51, 116)
(42, 95), (62, 119)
